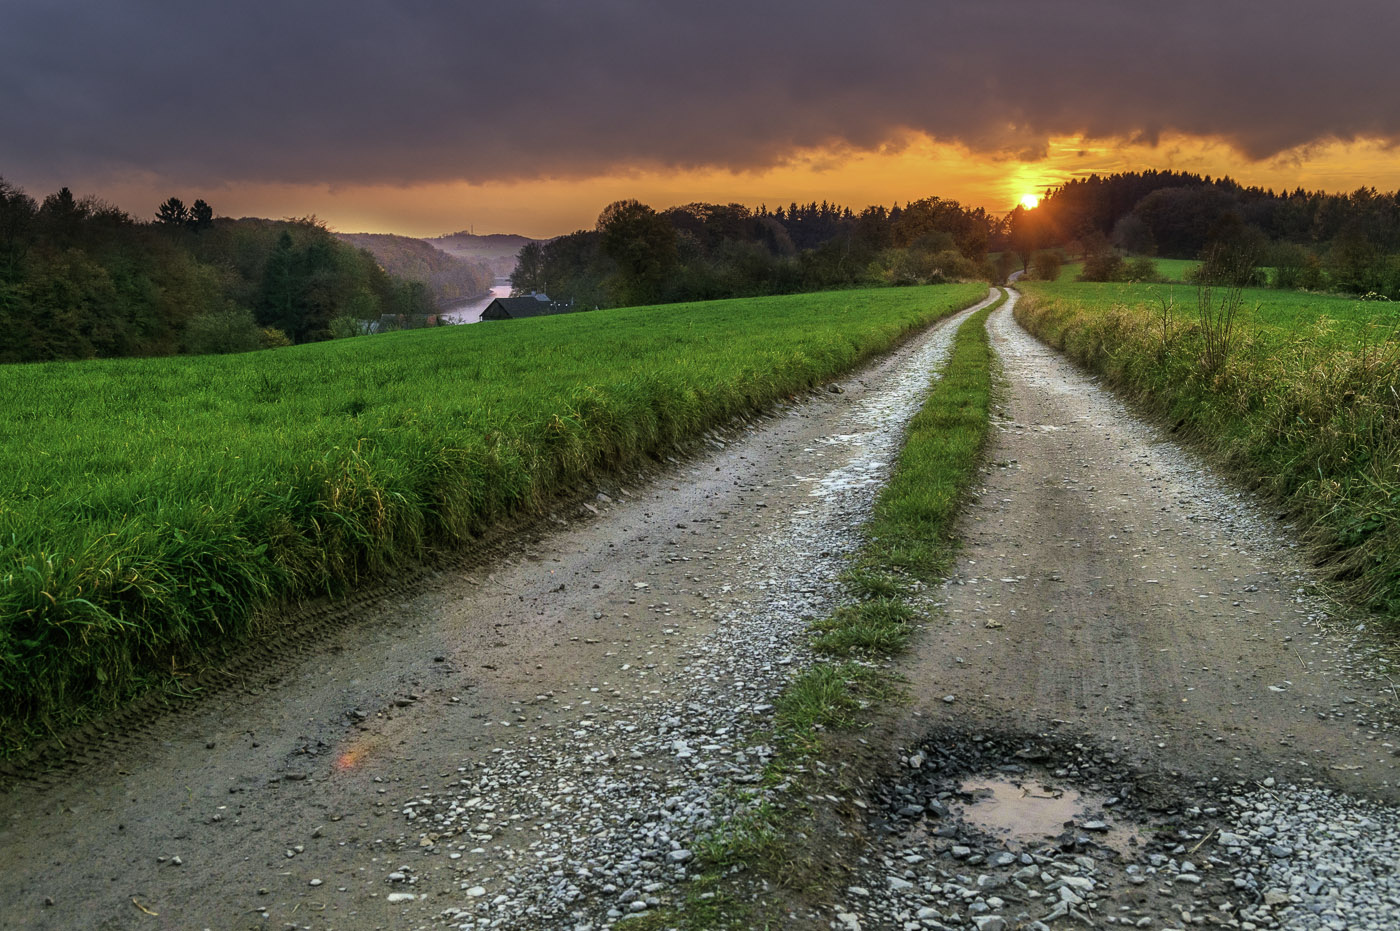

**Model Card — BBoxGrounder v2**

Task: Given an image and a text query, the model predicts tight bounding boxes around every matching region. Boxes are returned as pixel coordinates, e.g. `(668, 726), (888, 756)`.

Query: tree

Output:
(258, 230), (299, 335)
(0, 177), (37, 280)
(38, 187), (89, 249)
(596, 199), (678, 306)
(1197, 213), (1267, 287)
(1007, 204), (1048, 271)
(156, 196), (190, 228)
(1112, 214), (1156, 255)
(1079, 234), (1124, 281)
(510, 241), (544, 294)
(189, 199), (214, 232)
(987, 251), (1016, 285)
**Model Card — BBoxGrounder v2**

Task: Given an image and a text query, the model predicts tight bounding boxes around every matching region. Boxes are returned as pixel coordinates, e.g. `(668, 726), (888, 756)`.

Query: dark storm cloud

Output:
(3, 0), (1397, 189)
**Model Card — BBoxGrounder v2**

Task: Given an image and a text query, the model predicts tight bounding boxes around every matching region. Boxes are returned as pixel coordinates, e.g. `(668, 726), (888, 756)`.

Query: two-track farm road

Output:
(0, 293), (996, 931)
(4, 284), (1398, 931)
(825, 291), (1400, 931)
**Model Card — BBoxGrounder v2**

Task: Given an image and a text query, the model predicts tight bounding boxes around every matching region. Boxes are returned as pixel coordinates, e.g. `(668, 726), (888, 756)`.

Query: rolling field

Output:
(1016, 277), (1400, 624)
(0, 284), (986, 749)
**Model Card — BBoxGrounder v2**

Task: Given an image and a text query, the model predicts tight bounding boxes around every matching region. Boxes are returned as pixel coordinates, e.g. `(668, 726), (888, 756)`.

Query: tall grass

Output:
(0, 284), (986, 750)
(1016, 279), (1400, 625)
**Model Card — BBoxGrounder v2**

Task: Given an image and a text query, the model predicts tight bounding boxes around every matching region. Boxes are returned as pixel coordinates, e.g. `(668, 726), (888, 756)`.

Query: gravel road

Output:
(827, 293), (1400, 931)
(1, 287), (1396, 931)
(0, 293), (993, 930)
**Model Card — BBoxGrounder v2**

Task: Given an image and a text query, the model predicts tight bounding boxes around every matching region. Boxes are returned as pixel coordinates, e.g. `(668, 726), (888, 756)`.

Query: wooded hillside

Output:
(336, 233), (493, 307)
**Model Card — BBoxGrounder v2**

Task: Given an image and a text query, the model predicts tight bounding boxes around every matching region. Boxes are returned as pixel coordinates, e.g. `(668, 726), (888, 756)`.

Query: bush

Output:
(1079, 249), (1124, 282)
(182, 307), (263, 354)
(1272, 243), (1324, 291)
(1030, 250), (1062, 281)
(1124, 257), (1159, 282)
(328, 315), (369, 339)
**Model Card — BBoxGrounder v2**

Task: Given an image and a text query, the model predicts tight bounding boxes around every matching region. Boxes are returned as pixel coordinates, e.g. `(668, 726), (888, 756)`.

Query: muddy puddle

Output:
(950, 775), (1146, 854)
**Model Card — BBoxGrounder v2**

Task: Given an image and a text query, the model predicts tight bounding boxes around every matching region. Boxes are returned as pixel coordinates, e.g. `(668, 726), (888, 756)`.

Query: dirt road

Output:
(903, 298), (1397, 794)
(1, 287), (1396, 931)
(827, 293), (1400, 931)
(0, 293), (994, 930)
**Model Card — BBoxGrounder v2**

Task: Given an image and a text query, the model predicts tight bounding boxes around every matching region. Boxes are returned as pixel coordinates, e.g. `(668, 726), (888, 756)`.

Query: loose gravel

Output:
(834, 731), (1400, 931)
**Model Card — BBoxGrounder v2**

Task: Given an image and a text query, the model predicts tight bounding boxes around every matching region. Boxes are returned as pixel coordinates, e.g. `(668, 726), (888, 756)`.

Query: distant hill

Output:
(428, 232), (544, 277)
(338, 232), (495, 307)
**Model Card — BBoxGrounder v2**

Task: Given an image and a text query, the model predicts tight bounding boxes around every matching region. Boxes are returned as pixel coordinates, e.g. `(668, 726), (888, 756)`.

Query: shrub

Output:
(1124, 257), (1159, 282)
(328, 315), (369, 338)
(182, 307), (263, 354)
(1030, 250), (1062, 281)
(1079, 249), (1124, 282)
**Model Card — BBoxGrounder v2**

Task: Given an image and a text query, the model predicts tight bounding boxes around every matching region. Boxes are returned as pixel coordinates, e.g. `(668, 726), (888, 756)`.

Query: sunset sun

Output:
(1019, 193), (1040, 209)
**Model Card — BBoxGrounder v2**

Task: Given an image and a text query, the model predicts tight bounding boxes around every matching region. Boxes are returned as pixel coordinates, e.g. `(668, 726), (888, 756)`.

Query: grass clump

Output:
(1016, 278), (1400, 624)
(0, 283), (987, 752)
(811, 600), (914, 656)
(839, 567), (907, 600)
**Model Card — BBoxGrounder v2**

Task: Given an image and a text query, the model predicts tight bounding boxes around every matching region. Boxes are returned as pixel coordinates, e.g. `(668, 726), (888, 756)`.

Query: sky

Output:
(3, 1), (1399, 239)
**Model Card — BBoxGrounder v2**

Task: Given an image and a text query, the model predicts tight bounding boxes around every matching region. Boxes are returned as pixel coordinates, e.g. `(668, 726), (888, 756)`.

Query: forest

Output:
(1008, 170), (1400, 295)
(0, 179), (438, 363)
(512, 173), (1400, 310)
(508, 198), (1004, 309)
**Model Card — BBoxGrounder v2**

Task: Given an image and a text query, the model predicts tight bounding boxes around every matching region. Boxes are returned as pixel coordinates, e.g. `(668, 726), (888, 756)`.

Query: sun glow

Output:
(1019, 193), (1040, 209)
(75, 131), (1400, 237)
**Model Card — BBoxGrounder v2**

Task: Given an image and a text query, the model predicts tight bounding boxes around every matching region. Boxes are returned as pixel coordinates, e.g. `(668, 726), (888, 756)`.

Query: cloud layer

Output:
(4, 0), (1397, 190)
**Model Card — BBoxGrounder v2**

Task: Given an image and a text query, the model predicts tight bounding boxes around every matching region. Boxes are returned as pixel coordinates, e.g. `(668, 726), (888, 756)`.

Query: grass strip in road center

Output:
(662, 292), (1003, 927)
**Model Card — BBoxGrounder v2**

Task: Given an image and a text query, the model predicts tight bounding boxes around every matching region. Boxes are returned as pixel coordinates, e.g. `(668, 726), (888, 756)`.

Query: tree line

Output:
(0, 178), (440, 363)
(1007, 170), (1400, 295)
(509, 197), (1005, 309)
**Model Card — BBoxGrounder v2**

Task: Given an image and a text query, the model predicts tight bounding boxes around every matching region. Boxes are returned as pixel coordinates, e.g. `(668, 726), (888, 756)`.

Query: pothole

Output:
(954, 774), (1152, 858)
(827, 727), (1258, 930)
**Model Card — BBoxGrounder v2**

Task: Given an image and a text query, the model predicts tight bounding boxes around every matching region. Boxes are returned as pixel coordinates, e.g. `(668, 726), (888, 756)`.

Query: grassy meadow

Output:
(0, 283), (986, 749)
(1016, 277), (1400, 623)
(1054, 257), (1200, 283)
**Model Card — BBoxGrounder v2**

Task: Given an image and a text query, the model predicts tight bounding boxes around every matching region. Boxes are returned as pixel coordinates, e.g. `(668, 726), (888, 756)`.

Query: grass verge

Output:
(0, 284), (987, 753)
(663, 292), (1002, 927)
(1014, 278), (1400, 626)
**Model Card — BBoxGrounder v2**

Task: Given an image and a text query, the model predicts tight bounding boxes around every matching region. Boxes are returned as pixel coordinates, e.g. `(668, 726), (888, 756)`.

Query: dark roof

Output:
(480, 294), (575, 320)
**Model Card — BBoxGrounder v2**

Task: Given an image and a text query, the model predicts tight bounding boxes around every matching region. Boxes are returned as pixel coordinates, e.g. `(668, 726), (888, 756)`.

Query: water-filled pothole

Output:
(952, 776), (1145, 854)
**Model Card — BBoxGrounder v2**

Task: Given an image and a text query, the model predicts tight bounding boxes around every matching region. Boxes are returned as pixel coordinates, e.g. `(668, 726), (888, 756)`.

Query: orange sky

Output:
(95, 132), (1400, 240)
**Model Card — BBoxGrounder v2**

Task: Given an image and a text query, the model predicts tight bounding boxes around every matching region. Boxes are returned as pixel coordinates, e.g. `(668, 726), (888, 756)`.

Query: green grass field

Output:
(1055, 257), (1199, 283)
(0, 283), (986, 749)
(1016, 277), (1400, 624)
